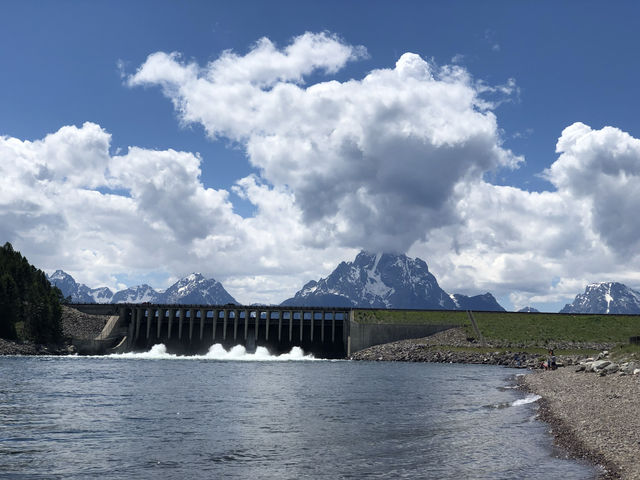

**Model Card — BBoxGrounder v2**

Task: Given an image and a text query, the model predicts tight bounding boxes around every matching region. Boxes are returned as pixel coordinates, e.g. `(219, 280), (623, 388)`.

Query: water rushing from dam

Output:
(107, 343), (320, 361)
(0, 348), (598, 479)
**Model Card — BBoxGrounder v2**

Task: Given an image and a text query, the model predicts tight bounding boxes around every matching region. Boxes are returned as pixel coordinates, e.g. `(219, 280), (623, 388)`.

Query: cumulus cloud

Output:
(545, 122), (640, 255)
(0, 122), (356, 302)
(5, 32), (640, 310)
(411, 122), (640, 308)
(128, 32), (522, 253)
(411, 180), (606, 307)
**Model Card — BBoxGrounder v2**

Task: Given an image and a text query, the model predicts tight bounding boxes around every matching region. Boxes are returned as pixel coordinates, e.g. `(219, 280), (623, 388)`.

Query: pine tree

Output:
(0, 273), (19, 339)
(0, 242), (62, 343)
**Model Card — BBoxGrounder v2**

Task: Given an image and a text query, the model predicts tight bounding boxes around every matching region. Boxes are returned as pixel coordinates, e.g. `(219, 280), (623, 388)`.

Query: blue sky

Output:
(2, 1), (640, 310)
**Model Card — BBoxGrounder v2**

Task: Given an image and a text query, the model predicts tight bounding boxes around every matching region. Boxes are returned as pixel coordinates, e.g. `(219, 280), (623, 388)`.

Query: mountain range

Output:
(48, 252), (640, 314)
(48, 270), (237, 305)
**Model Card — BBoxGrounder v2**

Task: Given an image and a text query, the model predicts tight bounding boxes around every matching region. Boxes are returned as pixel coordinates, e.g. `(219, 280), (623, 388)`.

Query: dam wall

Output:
(348, 318), (457, 355)
(68, 304), (464, 357)
(121, 305), (349, 358)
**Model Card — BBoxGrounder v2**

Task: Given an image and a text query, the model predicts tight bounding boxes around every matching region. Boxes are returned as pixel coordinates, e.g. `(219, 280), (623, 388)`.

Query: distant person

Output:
(549, 349), (557, 370)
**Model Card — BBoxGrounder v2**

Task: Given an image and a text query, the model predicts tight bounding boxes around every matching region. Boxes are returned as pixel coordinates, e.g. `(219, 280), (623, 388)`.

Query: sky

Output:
(2, 1), (640, 311)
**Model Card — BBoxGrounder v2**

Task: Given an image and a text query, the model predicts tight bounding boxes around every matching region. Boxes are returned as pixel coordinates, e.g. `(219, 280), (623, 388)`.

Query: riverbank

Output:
(349, 327), (602, 368)
(522, 369), (640, 479)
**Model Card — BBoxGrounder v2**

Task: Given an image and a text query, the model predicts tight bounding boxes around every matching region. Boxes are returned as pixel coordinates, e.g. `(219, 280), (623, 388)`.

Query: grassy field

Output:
(353, 309), (468, 325)
(472, 312), (640, 344)
(354, 309), (640, 345)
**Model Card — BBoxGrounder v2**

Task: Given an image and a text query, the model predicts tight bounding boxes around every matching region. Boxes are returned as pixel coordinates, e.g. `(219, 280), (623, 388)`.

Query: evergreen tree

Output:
(0, 242), (62, 343)
(0, 273), (19, 339)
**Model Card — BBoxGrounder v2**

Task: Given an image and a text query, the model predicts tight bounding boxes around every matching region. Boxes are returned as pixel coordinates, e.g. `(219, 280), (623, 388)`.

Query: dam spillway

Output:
(70, 303), (457, 358)
(116, 304), (348, 358)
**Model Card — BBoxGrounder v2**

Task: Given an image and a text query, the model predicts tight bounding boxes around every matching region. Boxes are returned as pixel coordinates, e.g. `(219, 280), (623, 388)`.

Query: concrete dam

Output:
(70, 304), (456, 358)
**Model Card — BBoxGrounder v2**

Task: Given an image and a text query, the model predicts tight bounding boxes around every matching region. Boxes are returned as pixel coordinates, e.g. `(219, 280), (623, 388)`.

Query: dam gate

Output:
(121, 304), (350, 358)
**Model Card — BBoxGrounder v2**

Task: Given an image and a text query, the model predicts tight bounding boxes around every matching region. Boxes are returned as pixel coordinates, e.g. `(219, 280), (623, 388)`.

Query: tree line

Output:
(0, 242), (63, 344)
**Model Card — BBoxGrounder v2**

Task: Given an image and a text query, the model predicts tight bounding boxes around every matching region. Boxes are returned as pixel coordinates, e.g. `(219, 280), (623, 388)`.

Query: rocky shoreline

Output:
(522, 369), (640, 479)
(349, 327), (602, 368)
(0, 306), (111, 356)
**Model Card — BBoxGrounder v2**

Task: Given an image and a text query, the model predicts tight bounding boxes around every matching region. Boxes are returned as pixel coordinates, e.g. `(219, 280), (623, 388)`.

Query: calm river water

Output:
(0, 345), (597, 479)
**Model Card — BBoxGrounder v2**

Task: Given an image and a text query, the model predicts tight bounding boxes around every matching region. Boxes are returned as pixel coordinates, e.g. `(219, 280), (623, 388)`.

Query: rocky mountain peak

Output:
(48, 270), (236, 305)
(560, 281), (640, 314)
(49, 269), (71, 280)
(450, 292), (506, 312)
(282, 250), (459, 309)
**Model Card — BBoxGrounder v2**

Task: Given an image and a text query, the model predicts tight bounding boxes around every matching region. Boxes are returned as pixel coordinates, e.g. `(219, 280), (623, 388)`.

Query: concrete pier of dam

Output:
(69, 304), (456, 357)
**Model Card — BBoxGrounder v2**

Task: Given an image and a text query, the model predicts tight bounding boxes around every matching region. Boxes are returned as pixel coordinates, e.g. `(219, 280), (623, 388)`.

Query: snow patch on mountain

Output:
(560, 282), (640, 314)
(449, 294), (461, 309)
(47, 270), (237, 305)
(282, 251), (503, 310)
(111, 285), (161, 304)
(517, 306), (539, 313)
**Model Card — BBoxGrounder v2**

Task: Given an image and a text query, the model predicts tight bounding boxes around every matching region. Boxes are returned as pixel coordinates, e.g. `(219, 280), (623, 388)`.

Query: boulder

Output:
(604, 363), (619, 374)
(620, 362), (637, 375)
(591, 360), (611, 371)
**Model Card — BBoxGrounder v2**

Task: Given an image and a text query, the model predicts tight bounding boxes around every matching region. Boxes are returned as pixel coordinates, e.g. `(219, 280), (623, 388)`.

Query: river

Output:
(0, 345), (598, 479)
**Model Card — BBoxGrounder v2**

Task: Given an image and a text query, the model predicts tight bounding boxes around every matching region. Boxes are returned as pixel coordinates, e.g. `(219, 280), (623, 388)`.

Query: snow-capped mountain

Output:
(111, 284), (162, 304)
(560, 282), (640, 314)
(48, 270), (115, 303)
(449, 293), (506, 312)
(518, 306), (539, 313)
(282, 251), (504, 310)
(162, 273), (236, 304)
(47, 270), (237, 305)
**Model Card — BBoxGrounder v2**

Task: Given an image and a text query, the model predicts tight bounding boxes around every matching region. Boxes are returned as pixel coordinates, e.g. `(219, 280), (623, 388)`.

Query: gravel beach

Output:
(523, 369), (640, 479)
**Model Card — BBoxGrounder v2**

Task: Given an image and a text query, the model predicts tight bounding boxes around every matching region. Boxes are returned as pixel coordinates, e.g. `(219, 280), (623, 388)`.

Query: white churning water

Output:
(105, 343), (322, 361)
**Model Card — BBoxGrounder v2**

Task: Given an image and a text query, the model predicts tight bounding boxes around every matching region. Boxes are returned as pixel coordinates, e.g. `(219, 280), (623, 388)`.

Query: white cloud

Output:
(545, 122), (640, 256)
(5, 33), (640, 311)
(0, 122), (358, 303)
(129, 33), (522, 254)
(411, 123), (640, 308)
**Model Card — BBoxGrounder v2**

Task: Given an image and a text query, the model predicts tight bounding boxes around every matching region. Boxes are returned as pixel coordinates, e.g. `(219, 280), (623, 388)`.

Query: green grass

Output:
(354, 309), (640, 346)
(353, 309), (467, 325)
(609, 343), (640, 362)
(471, 312), (640, 345)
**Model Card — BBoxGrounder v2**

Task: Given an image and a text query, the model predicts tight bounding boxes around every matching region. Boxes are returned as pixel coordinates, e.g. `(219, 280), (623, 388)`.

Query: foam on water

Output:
(485, 393), (542, 409)
(511, 394), (541, 406)
(106, 344), (321, 361)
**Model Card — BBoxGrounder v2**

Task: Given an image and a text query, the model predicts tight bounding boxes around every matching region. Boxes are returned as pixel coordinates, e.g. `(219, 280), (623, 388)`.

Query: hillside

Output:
(0, 242), (63, 344)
